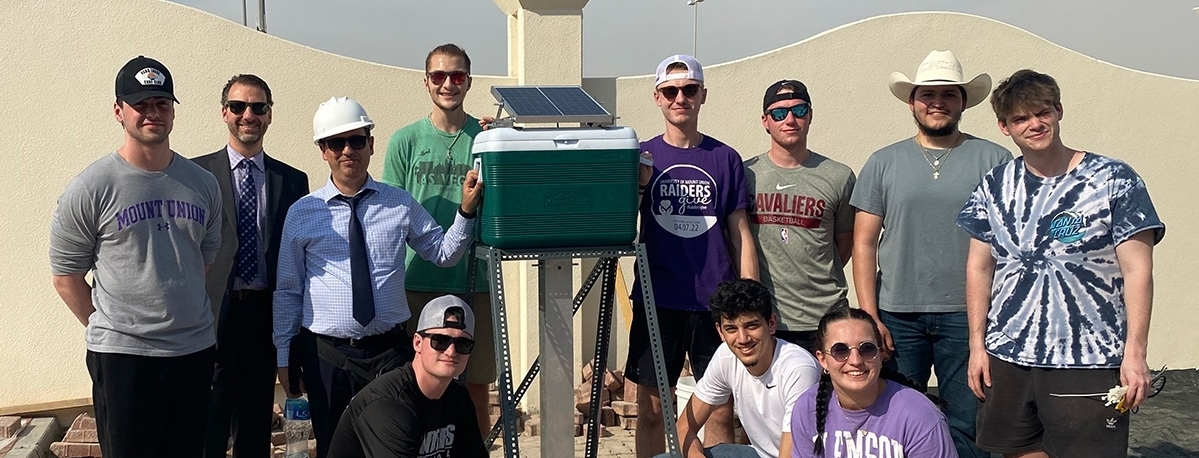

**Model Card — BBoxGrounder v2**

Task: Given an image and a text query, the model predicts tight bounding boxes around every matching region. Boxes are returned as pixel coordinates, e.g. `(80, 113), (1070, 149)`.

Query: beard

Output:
(914, 112), (960, 138)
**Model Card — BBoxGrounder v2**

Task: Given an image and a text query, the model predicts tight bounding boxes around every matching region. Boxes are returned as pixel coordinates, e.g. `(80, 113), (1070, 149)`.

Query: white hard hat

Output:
(312, 96), (375, 143)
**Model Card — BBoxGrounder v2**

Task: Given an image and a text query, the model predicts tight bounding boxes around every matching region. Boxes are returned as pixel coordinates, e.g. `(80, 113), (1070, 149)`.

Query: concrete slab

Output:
(5, 417), (62, 458)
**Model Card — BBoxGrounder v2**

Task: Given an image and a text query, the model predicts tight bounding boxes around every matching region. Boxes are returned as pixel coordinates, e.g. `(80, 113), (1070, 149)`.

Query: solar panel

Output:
(491, 86), (615, 126)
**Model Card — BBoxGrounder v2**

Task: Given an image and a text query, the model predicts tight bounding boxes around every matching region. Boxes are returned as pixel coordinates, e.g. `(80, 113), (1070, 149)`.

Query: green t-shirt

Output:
(381, 115), (487, 292)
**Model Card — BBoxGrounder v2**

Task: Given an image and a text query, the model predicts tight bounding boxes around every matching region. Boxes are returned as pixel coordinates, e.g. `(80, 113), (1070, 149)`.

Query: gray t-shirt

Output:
(850, 136), (1011, 313)
(50, 152), (222, 357)
(745, 151), (855, 331)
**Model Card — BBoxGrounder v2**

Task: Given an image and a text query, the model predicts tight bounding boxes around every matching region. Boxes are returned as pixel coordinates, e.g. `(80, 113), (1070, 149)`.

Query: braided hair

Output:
(811, 306), (886, 455)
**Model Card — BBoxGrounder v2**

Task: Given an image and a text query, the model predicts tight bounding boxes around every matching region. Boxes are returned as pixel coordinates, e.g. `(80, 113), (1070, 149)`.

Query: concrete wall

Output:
(2, 0), (1196, 412)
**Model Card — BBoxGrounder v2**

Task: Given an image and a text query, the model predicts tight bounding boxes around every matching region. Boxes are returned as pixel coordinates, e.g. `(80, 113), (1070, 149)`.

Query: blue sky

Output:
(173, 0), (1199, 79)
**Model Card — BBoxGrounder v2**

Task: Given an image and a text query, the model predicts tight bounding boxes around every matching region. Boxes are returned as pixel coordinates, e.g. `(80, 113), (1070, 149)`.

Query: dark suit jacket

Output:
(193, 147), (309, 336)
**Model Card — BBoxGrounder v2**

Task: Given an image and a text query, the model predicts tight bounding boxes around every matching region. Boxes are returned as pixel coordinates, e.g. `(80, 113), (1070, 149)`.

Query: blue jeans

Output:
(879, 310), (987, 458)
(653, 443), (761, 458)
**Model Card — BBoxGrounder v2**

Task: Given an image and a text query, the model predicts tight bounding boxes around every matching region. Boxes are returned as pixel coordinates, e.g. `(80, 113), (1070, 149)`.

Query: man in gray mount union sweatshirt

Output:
(49, 56), (222, 458)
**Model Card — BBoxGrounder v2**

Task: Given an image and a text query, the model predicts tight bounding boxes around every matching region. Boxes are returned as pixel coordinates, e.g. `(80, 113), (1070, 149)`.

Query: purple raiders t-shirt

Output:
(631, 135), (750, 311)
(789, 380), (957, 458)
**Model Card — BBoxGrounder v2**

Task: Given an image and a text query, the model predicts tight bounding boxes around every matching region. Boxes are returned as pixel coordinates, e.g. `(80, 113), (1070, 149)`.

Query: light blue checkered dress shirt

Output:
(273, 175), (474, 366)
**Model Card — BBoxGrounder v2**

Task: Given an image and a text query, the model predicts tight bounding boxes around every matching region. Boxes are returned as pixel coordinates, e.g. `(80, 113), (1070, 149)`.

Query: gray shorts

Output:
(977, 354), (1128, 457)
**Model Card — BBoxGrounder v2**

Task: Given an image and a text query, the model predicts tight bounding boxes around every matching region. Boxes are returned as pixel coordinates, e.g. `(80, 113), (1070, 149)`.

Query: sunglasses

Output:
(419, 331), (475, 355)
(427, 71), (469, 86)
(658, 84), (702, 100)
(225, 100), (271, 116)
(826, 341), (880, 362)
(767, 103), (811, 122)
(320, 135), (369, 151)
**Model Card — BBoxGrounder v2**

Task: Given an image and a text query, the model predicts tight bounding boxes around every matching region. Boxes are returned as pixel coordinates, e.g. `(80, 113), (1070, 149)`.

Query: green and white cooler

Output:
(471, 126), (640, 249)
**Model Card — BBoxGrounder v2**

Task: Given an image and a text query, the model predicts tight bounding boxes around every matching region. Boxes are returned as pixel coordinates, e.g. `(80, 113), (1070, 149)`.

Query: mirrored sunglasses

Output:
(419, 331), (475, 355)
(225, 100), (271, 116)
(320, 135), (369, 151)
(827, 341), (880, 362)
(658, 84), (702, 100)
(427, 71), (469, 86)
(767, 103), (810, 122)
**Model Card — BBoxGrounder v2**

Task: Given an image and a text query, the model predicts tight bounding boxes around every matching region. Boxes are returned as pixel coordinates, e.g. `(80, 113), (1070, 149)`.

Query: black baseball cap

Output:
(762, 80), (811, 112)
(115, 56), (178, 105)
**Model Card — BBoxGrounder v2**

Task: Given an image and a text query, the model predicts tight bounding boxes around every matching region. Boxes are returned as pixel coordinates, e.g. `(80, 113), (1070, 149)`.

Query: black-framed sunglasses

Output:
(658, 84), (702, 100)
(826, 341), (880, 362)
(225, 100), (271, 116)
(419, 331), (475, 355)
(427, 71), (469, 86)
(767, 103), (811, 122)
(320, 135), (369, 151)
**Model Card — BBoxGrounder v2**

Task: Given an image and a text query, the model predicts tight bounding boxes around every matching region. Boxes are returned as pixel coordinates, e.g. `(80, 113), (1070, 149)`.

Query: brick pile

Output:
(49, 414), (100, 457)
(486, 389), (526, 436)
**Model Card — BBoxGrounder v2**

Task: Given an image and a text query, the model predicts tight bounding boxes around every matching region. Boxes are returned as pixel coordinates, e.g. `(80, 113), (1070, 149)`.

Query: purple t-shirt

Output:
(631, 135), (750, 311)
(789, 381), (957, 458)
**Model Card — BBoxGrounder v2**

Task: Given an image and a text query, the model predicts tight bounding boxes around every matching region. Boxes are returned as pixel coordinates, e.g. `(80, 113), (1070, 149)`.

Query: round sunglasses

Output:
(825, 341), (880, 362)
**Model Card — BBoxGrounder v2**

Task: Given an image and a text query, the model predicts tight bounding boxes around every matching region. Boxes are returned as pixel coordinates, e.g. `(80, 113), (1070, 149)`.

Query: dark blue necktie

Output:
(235, 159), (259, 283)
(338, 192), (375, 327)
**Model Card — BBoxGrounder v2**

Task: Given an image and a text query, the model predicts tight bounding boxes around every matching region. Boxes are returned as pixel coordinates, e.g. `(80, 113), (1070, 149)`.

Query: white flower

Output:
(1104, 385), (1129, 412)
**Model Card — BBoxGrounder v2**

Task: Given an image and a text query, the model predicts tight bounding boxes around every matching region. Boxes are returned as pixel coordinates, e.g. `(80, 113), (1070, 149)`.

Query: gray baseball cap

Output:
(415, 295), (475, 338)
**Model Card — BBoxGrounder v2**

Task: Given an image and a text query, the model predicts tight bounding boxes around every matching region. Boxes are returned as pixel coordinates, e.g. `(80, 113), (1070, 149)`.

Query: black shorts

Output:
(977, 354), (1128, 457)
(623, 304), (722, 388)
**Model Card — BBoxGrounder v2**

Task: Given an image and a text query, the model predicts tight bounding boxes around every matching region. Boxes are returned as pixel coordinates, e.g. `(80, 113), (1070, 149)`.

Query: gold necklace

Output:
(916, 133), (963, 180)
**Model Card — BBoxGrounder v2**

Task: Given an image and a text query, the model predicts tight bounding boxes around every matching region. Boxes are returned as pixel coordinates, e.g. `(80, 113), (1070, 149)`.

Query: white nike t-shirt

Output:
(694, 337), (822, 457)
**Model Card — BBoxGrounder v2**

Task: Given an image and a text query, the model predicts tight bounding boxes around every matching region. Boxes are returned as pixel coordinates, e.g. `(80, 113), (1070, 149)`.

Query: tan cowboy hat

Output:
(888, 50), (991, 109)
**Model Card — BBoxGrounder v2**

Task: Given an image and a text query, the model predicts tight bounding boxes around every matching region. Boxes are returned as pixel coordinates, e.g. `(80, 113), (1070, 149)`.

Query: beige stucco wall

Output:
(0, 0), (519, 410)
(2, 0), (1195, 412)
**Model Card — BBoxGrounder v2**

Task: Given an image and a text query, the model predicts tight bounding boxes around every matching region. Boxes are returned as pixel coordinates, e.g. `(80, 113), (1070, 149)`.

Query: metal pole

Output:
(257, 0), (266, 33)
(687, 0), (704, 57)
(241, 0), (247, 26)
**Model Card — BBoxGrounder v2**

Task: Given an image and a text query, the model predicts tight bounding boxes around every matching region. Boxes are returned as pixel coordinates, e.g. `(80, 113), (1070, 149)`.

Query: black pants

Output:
(87, 346), (215, 458)
(205, 293), (276, 458)
(297, 326), (412, 458)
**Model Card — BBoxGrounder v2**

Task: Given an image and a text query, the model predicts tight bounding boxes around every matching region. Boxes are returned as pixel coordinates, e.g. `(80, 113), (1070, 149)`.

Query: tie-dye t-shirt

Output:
(957, 152), (1164, 368)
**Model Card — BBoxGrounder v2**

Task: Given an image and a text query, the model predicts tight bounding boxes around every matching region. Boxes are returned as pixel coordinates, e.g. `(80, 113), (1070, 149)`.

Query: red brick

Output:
(574, 423), (583, 437)
(610, 400), (638, 417)
(623, 379), (638, 401)
(622, 417), (638, 430)
(583, 424), (613, 438)
(50, 442), (102, 457)
(271, 430), (286, 446)
(575, 385), (611, 414)
(524, 416), (540, 436)
(64, 428), (99, 443)
(581, 361), (595, 382)
(0, 416), (22, 439)
(69, 414), (96, 432)
(604, 370), (623, 394)
(600, 406), (617, 427)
